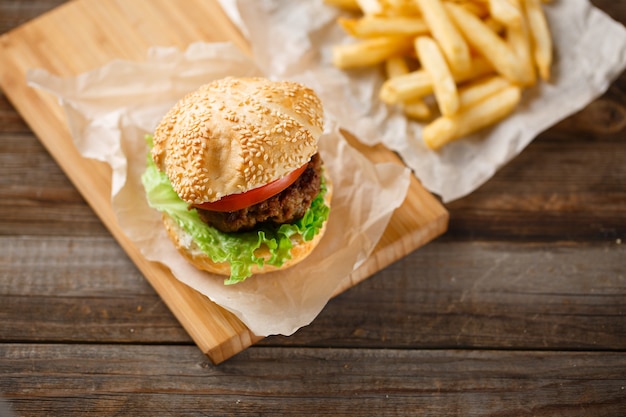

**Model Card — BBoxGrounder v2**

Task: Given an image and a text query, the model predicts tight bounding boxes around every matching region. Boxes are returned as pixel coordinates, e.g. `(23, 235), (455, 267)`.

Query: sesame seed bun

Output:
(148, 77), (331, 279)
(151, 77), (324, 205)
(162, 174), (333, 277)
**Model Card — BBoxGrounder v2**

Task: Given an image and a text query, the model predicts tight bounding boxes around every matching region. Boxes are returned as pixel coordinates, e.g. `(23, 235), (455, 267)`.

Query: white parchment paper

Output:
(27, 43), (411, 337)
(220, 0), (626, 202)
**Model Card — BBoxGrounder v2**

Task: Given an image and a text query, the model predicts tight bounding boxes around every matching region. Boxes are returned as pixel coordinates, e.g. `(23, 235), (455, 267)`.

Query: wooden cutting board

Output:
(0, 0), (448, 364)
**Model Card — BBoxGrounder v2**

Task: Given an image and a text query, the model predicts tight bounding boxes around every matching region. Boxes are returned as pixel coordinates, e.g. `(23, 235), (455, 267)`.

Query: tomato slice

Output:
(194, 164), (307, 212)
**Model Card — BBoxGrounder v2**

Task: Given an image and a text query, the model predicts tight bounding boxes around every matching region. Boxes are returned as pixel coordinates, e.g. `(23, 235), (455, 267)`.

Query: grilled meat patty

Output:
(196, 153), (323, 233)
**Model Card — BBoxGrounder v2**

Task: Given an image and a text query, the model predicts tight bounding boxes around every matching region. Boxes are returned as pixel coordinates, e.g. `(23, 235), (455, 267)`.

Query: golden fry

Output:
(489, 0), (522, 28)
(332, 37), (413, 69)
(452, 56), (496, 81)
(384, 56), (411, 78)
(403, 100), (432, 120)
(423, 85), (522, 150)
(483, 16), (506, 34)
(356, 0), (384, 15)
(380, 70), (432, 103)
(506, 4), (537, 86)
(458, 75), (511, 108)
(385, 57), (432, 119)
(414, 0), (472, 74)
(415, 36), (459, 117)
(339, 16), (429, 38)
(524, 0), (552, 81)
(323, 0), (361, 12)
(444, 2), (524, 83)
(380, 56), (494, 104)
(380, 0), (421, 17)
(458, 1), (490, 18)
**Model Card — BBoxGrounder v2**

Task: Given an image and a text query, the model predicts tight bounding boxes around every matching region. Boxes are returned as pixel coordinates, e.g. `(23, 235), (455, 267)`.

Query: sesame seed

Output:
(151, 76), (323, 204)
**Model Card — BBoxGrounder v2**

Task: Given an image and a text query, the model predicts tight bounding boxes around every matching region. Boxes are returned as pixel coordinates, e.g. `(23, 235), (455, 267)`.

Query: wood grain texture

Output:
(1, 1), (625, 416)
(0, 0), (67, 34)
(2, 235), (624, 349)
(2, 344), (625, 417)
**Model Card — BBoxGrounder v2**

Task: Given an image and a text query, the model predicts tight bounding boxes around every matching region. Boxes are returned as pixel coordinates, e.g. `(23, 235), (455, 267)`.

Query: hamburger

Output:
(141, 77), (332, 284)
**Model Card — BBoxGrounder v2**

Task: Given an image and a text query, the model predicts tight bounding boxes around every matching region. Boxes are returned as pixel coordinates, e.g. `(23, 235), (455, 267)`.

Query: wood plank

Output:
(1, 344), (625, 417)
(276, 240), (626, 350)
(2, 236), (624, 350)
(0, 0), (448, 363)
(0, 0), (67, 34)
(446, 136), (626, 241)
(0, 92), (30, 132)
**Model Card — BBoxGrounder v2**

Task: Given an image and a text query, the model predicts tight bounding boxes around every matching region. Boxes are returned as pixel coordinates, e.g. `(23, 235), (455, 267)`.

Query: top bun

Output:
(151, 77), (324, 205)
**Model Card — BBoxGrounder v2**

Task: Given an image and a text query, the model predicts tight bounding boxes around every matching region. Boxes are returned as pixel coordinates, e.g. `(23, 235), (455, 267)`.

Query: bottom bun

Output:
(162, 179), (332, 277)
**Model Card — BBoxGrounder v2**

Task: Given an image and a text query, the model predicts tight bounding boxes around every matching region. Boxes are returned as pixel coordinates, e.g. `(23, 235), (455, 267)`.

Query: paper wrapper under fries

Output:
(219, 0), (626, 202)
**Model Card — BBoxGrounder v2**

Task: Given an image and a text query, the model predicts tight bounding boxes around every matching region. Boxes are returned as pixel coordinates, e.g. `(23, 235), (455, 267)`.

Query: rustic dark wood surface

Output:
(1, 1), (625, 416)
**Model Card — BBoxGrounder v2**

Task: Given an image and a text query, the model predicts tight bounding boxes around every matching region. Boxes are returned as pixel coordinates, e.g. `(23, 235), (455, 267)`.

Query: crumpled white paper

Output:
(219, 0), (626, 202)
(27, 43), (411, 337)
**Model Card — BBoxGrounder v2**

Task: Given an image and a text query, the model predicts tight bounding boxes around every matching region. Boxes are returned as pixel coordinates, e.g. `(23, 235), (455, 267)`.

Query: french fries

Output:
(415, 36), (459, 117)
(323, 0), (361, 12)
(489, 0), (522, 28)
(327, 0), (554, 150)
(445, 3), (524, 83)
(384, 56), (411, 78)
(356, 0), (385, 15)
(524, 0), (552, 80)
(506, 2), (537, 86)
(415, 0), (472, 74)
(457, 75), (512, 109)
(380, 56), (493, 104)
(339, 16), (429, 38)
(332, 36), (413, 69)
(423, 85), (522, 150)
(385, 57), (432, 120)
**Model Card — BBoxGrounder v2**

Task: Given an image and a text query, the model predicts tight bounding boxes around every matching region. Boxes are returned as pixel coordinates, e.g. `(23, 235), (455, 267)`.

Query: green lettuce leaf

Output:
(141, 135), (329, 285)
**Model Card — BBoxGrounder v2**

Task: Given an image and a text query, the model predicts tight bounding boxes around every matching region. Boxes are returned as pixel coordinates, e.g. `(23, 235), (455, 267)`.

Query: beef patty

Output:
(196, 153), (323, 233)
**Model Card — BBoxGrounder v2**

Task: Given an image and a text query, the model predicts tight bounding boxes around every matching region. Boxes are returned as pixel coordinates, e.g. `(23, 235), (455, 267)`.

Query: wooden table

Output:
(1, 1), (625, 416)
